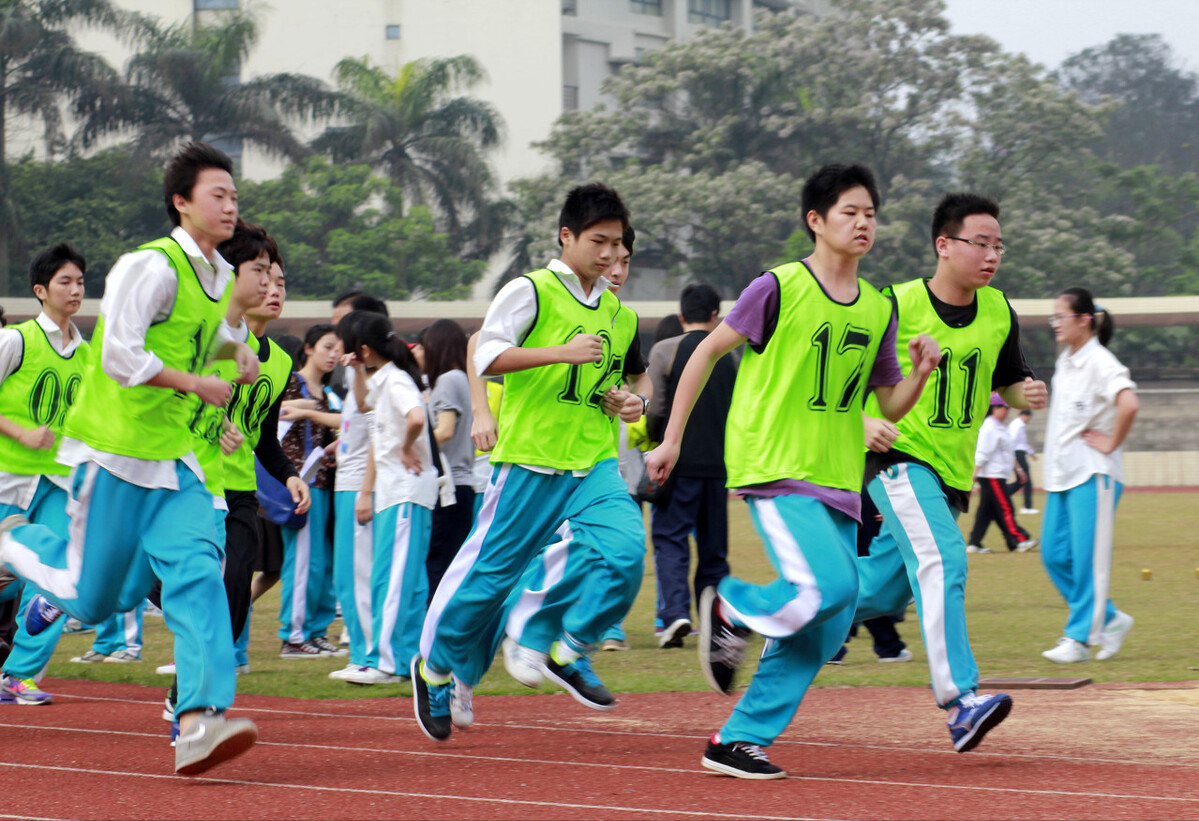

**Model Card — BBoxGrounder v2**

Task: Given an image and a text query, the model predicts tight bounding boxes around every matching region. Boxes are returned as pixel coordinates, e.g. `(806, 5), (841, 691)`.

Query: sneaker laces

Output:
(428, 678), (452, 714)
(570, 655), (602, 688)
(710, 624), (748, 666)
(451, 681), (473, 712)
(731, 742), (771, 762)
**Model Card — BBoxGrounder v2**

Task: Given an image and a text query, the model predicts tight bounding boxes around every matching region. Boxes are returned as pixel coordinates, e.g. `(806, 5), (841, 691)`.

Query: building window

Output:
(385, 24), (401, 40)
(563, 85), (579, 110)
(562, 0), (577, 15)
(688, 0), (731, 24)
(631, 0), (663, 14)
(194, 0), (238, 9)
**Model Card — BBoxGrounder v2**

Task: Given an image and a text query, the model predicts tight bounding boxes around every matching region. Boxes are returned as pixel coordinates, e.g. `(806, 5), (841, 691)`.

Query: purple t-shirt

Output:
(723, 266), (902, 523)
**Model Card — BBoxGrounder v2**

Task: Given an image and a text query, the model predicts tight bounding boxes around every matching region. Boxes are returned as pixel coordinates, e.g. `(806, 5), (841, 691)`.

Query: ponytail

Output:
(1058, 287), (1115, 347)
(348, 312), (423, 385)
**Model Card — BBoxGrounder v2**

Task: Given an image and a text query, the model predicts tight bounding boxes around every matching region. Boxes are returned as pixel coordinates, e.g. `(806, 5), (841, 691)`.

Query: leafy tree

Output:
(1, 0), (131, 294)
(239, 155), (485, 300)
(313, 55), (506, 260)
(74, 8), (338, 160)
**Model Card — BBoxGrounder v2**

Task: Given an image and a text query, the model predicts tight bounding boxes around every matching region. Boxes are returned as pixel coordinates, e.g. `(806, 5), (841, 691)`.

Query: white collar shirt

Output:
(974, 415), (1016, 479)
(367, 361), (438, 511)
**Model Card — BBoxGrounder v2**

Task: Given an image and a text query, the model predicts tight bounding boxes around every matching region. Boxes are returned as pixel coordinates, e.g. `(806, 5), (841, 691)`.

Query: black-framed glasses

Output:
(1048, 314), (1083, 327)
(946, 236), (1007, 256)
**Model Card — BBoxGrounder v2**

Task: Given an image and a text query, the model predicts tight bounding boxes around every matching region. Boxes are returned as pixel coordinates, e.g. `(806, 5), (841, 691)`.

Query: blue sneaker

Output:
(411, 656), (452, 741)
(948, 692), (1012, 752)
(542, 651), (615, 711)
(170, 721), (180, 747)
(24, 595), (63, 636)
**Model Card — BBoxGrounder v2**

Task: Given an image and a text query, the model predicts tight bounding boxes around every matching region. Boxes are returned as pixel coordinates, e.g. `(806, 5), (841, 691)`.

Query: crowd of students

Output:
(0, 141), (1140, 782)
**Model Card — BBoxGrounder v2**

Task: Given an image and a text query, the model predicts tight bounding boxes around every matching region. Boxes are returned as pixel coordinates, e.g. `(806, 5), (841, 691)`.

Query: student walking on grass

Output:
(1039, 289), (1138, 664)
(646, 164), (940, 780)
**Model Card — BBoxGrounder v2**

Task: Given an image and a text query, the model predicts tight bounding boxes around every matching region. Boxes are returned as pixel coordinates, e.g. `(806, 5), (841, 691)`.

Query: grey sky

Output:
(940, 0), (1199, 73)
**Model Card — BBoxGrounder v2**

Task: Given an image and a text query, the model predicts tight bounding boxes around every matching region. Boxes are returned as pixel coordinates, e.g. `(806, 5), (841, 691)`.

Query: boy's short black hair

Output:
(29, 242), (87, 301)
(680, 283), (720, 323)
(333, 289), (366, 308)
(622, 225), (636, 256)
(333, 290), (388, 316)
(800, 164), (880, 241)
(217, 221), (274, 272)
(930, 193), (1000, 251)
(557, 183), (629, 247)
(163, 142), (235, 227)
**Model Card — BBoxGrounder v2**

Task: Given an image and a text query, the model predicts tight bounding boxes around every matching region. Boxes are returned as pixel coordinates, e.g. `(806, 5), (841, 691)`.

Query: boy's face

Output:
(936, 213), (1002, 292)
(560, 219), (624, 284)
(247, 262), (286, 323)
(232, 250), (271, 312)
(606, 244), (632, 294)
(809, 186), (876, 258)
(35, 262), (85, 318)
(174, 167), (238, 247)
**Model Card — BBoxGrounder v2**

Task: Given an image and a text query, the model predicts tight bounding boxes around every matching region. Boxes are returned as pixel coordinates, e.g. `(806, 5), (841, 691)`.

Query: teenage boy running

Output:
(646, 164), (940, 779)
(854, 193), (1047, 754)
(0, 142), (261, 775)
(413, 183), (646, 741)
(0, 244), (90, 705)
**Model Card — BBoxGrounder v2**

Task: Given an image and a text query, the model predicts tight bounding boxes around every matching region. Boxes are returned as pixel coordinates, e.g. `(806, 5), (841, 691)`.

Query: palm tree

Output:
(313, 55), (506, 259)
(75, 8), (339, 162)
(0, 0), (130, 294)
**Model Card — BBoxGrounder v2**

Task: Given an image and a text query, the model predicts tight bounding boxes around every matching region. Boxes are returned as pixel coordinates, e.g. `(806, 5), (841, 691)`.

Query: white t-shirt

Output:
(333, 368), (373, 492)
(1042, 337), (1136, 492)
(975, 415), (1016, 480)
(367, 361), (438, 511)
(1007, 415), (1033, 455)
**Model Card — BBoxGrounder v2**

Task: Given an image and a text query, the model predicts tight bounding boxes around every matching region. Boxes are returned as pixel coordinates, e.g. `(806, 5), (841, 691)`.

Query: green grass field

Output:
(43, 490), (1199, 700)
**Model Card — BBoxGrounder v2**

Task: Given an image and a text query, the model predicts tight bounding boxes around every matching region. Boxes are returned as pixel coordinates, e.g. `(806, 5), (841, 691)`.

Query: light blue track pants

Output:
(92, 601), (146, 656)
(278, 487), (336, 643)
(716, 495), (857, 747)
(367, 502), (431, 675)
(1040, 474), (1122, 645)
(333, 490), (375, 667)
(856, 462), (977, 709)
(1, 478), (71, 679)
(421, 459), (644, 678)
(0, 461), (233, 713)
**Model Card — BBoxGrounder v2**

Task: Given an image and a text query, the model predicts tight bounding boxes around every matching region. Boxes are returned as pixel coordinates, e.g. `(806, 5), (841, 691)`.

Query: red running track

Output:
(2, 677), (1198, 820)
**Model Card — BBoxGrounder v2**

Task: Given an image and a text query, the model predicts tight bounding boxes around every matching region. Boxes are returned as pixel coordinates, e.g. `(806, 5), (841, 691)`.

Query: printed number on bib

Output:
(808, 322), (872, 413)
(559, 326), (624, 408)
(28, 370), (84, 428)
(927, 347), (982, 428)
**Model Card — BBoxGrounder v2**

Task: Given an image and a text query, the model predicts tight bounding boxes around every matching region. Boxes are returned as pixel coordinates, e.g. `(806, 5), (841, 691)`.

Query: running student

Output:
(0, 142), (260, 774)
(1039, 289), (1137, 663)
(855, 192), (1047, 754)
(0, 243), (90, 706)
(413, 183), (646, 741)
(646, 164), (940, 780)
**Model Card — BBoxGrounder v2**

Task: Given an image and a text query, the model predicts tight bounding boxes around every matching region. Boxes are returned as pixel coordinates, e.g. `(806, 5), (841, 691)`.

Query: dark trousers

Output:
(1014, 450), (1034, 508)
(651, 475), (730, 625)
(223, 490), (261, 641)
(427, 484), (476, 605)
(969, 477), (1030, 550)
(0, 596), (17, 668)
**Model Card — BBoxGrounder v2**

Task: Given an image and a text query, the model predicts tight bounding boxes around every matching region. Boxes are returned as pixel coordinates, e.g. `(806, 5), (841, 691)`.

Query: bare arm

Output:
(467, 331), (498, 452)
(871, 334), (940, 422)
(434, 410), (458, 446)
(998, 376), (1048, 411)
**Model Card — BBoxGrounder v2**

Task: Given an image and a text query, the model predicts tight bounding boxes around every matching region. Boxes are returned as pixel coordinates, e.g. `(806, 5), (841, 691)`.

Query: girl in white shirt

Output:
(342, 313), (439, 681)
(1040, 288), (1139, 664)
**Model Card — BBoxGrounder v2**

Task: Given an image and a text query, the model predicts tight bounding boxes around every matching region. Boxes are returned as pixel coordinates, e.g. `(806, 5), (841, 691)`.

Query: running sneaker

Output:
(1095, 611), (1134, 660)
(174, 708), (258, 775)
(450, 675), (474, 729)
(63, 618), (93, 635)
(155, 661), (176, 675)
(0, 675), (52, 705)
(701, 738), (785, 780)
(103, 649), (142, 663)
(1016, 538), (1040, 553)
(411, 656), (452, 741)
(698, 586), (750, 695)
(948, 692), (1013, 752)
(601, 637), (630, 651)
(502, 637), (546, 688)
(24, 594), (63, 636)
(965, 544), (993, 554)
(70, 649), (108, 663)
(279, 641), (323, 659)
(877, 648), (913, 663)
(658, 617), (691, 649)
(541, 652), (615, 711)
(1042, 636), (1088, 663)
(309, 635), (348, 657)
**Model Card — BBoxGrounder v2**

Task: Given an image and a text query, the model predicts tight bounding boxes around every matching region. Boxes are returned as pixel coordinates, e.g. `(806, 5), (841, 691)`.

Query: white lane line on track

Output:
(3, 722), (1198, 805)
(0, 815), (72, 821)
(47, 691), (1199, 769)
(0, 762), (816, 821)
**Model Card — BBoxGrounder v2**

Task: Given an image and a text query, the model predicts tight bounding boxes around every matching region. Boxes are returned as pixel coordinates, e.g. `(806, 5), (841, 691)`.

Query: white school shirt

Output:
(56, 226), (239, 491)
(367, 361), (438, 512)
(0, 312), (85, 507)
(1007, 415), (1033, 455)
(334, 367), (373, 492)
(473, 258), (613, 478)
(974, 415), (1016, 480)
(1041, 337), (1137, 492)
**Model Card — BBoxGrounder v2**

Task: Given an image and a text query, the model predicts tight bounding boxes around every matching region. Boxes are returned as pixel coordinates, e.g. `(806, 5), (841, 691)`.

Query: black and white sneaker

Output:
(701, 739), (786, 780)
(310, 635), (348, 657)
(411, 655), (452, 741)
(698, 586), (750, 695)
(541, 652), (616, 711)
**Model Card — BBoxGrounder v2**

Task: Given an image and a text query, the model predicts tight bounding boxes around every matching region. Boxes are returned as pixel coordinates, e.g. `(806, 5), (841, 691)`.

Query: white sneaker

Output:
(1019, 508), (1040, 515)
(71, 649), (107, 663)
(174, 710), (258, 776)
(343, 666), (404, 685)
(502, 637), (546, 688)
(103, 649), (142, 663)
(966, 544), (993, 554)
(1016, 539), (1040, 552)
(155, 662), (176, 675)
(1095, 611), (1134, 660)
(235, 663), (250, 676)
(1042, 637), (1088, 663)
(328, 663), (361, 681)
(877, 648), (913, 663)
(450, 675), (474, 729)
